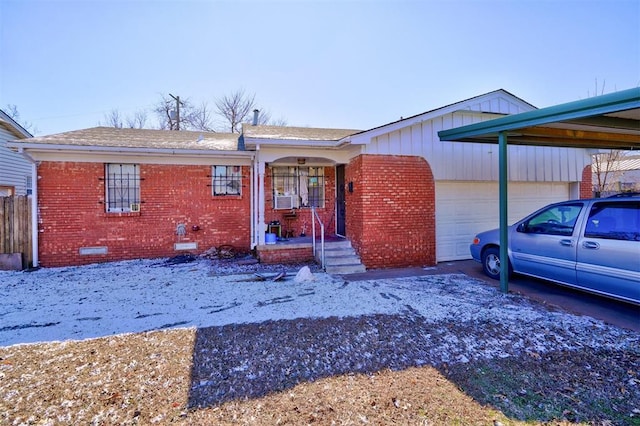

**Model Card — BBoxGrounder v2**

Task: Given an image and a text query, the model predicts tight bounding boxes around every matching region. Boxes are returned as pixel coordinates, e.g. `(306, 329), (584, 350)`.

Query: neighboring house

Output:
(8, 89), (592, 268)
(593, 154), (640, 196)
(0, 109), (33, 195)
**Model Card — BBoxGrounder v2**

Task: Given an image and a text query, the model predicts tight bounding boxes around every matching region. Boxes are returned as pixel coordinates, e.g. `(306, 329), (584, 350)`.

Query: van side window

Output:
(523, 203), (583, 236)
(584, 202), (640, 241)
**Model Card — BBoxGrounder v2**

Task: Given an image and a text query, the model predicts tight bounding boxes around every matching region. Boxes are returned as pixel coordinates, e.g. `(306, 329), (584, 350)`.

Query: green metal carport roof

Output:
(438, 87), (640, 293)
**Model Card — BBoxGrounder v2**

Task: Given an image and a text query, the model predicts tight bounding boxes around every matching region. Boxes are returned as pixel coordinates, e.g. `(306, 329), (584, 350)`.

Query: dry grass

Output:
(0, 327), (546, 426)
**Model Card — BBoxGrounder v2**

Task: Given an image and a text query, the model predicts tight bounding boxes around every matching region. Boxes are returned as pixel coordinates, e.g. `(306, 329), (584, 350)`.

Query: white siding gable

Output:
(351, 90), (591, 183)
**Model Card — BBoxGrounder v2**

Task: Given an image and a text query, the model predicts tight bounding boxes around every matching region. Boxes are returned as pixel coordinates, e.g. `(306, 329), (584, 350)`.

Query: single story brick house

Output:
(9, 89), (592, 268)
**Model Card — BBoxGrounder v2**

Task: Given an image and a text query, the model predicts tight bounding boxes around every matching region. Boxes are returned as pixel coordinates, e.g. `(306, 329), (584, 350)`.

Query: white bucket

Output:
(265, 233), (277, 244)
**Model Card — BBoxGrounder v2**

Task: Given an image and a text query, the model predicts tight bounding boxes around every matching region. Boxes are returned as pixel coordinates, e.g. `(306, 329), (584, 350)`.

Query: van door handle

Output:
(560, 239), (574, 247)
(583, 241), (600, 249)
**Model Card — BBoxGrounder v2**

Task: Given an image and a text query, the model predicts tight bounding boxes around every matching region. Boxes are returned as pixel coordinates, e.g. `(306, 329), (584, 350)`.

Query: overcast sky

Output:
(1, 0), (638, 136)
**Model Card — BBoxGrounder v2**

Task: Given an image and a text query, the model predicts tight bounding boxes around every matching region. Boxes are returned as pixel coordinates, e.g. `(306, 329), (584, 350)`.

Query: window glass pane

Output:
(525, 203), (583, 236)
(106, 164), (140, 212)
(212, 165), (241, 196)
(272, 166), (324, 209)
(585, 202), (640, 241)
(306, 167), (324, 207)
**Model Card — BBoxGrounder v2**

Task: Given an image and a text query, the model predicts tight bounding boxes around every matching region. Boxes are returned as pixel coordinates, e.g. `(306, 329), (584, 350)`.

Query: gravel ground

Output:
(1, 256), (639, 424)
(202, 259), (639, 423)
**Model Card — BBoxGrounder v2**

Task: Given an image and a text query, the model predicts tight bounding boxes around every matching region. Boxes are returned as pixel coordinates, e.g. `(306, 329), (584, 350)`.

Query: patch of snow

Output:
(0, 258), (636, 358)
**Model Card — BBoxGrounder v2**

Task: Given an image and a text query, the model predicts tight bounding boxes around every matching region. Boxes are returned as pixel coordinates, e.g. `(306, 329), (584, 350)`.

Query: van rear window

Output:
(584, 202), (640, 241)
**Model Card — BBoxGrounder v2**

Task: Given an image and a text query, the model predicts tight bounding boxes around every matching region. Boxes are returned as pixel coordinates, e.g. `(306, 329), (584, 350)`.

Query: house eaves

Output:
(242, 125), (361, 149)
(9, 142), (254, 159)
(7, 126), (242, 151)
(0, 109), (33, 139)
(7, 126), (254, 162)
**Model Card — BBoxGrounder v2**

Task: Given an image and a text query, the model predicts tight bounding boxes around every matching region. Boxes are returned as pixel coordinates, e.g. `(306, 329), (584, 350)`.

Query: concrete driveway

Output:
(344, 260), (640, 332)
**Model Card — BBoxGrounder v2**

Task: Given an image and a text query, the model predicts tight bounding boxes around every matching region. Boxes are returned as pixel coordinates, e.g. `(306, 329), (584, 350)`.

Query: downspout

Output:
(31, 162), (38, 267)
(17, 148), (39, 268)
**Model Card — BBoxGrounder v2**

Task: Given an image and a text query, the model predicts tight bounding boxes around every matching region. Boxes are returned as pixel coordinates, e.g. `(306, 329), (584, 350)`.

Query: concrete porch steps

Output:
(315, 239), (366, 274)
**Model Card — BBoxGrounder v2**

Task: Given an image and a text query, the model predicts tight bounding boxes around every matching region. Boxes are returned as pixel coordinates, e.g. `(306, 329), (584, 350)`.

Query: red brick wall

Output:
(345, 155), (436, 269)
(37, 162), (251, 267)
(264, 166), (336, 237)
(581, 164), (593, 199)
(257, 246), (314, 264)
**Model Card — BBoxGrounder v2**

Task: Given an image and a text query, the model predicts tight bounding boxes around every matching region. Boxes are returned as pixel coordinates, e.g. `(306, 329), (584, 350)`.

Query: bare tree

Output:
(586, 79), (627, 197)
(4, 104), (37, 134)
(103, 91), (285, 133)
(592, 150), (625, 197)
(154, 94), (179, 130)
(100, 109), (147, 129)
(215, 89), (256, 133)
(188, 102), (216, 132)
(101, 109), (123, 128)
(125, 110), (148, 129)
(154, 93), (200, 130)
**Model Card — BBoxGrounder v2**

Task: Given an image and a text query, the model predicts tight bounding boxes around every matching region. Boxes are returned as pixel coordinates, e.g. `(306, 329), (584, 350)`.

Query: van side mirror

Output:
(516, 223), (526, 233)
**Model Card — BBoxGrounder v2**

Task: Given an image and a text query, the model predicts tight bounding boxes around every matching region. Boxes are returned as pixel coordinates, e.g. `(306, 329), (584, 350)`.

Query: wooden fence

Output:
(0, 196), (32, 268)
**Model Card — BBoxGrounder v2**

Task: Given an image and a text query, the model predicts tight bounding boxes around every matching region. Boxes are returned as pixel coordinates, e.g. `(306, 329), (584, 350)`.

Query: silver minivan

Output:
(470, 196), (640, 305)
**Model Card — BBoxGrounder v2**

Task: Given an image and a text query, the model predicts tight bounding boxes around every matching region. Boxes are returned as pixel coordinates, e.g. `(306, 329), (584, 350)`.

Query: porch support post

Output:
(498, 131), (509, 293)
(251, 156), (257, 248)
(257, 160), (266, 245)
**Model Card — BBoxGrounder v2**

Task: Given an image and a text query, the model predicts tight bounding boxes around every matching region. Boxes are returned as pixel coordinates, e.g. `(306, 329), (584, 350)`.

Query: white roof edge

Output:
(346, 90), (536, 144)
(6, 142), (254, 157)
(243, 137), (342, 148)
(0, 110), (33, 139)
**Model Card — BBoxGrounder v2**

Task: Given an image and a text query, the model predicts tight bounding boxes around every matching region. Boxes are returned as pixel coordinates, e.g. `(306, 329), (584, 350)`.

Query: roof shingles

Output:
(242, 125), (360, 141)
(13, 127), (240, 151)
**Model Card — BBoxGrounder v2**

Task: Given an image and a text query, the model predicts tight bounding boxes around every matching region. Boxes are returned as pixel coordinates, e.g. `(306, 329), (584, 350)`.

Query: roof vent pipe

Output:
(252, 109), (259, 126)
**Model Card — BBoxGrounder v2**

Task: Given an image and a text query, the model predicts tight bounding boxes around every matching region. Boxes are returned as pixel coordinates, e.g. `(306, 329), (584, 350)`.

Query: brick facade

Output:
(581, 164), (593, 199)
(345, 155), (436, 269)
(37, 162), (251, 267)
(257, 245), (314, 264)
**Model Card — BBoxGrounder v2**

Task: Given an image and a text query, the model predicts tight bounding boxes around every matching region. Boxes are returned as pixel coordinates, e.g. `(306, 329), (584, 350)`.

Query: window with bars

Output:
(212, 165), (242, 196)
(105, 164), (140, 212)
(272, 166), (324, 208)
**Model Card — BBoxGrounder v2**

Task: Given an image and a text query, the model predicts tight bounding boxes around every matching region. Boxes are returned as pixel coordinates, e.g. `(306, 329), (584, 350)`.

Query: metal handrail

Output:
(311, 207), (325, 269)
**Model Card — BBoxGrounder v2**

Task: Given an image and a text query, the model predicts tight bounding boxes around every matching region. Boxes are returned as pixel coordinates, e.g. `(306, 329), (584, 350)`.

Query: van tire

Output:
(482, 247), (511, 280)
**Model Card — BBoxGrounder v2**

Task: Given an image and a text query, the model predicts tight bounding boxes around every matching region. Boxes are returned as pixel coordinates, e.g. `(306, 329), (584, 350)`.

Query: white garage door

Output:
(435, 181), (570, 261)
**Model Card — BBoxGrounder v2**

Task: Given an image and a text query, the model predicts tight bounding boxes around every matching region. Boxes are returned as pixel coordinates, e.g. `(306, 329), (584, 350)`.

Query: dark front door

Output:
(336, 165), (346, 235)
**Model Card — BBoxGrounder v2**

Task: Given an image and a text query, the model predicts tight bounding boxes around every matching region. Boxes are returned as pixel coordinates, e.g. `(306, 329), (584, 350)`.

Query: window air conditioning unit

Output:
(274, 195), (298, 210)
(130, 203), (140, 212)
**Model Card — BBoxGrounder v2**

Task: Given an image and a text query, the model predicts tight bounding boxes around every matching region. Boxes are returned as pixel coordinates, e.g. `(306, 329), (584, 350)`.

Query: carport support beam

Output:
(499, 131), (509, 293)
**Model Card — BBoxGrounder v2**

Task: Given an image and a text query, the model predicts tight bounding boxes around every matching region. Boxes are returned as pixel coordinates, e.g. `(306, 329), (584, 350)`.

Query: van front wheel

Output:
(482, 247), (503, 280)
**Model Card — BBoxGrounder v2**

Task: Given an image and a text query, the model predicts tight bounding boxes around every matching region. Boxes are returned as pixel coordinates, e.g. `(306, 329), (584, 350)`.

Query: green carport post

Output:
(499, 131), (509, 293)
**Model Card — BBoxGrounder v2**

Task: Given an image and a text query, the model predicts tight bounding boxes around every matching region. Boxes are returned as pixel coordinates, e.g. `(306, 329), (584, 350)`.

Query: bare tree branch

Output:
(4, 104), (37, 134)
(187, 102), (216, 132)
(592, 150), (625, 196)
(101, 109), (123, 128)
(154, 94), (181, 130)
(125, 110), (148, 129)
(215, 89), (256, 133)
